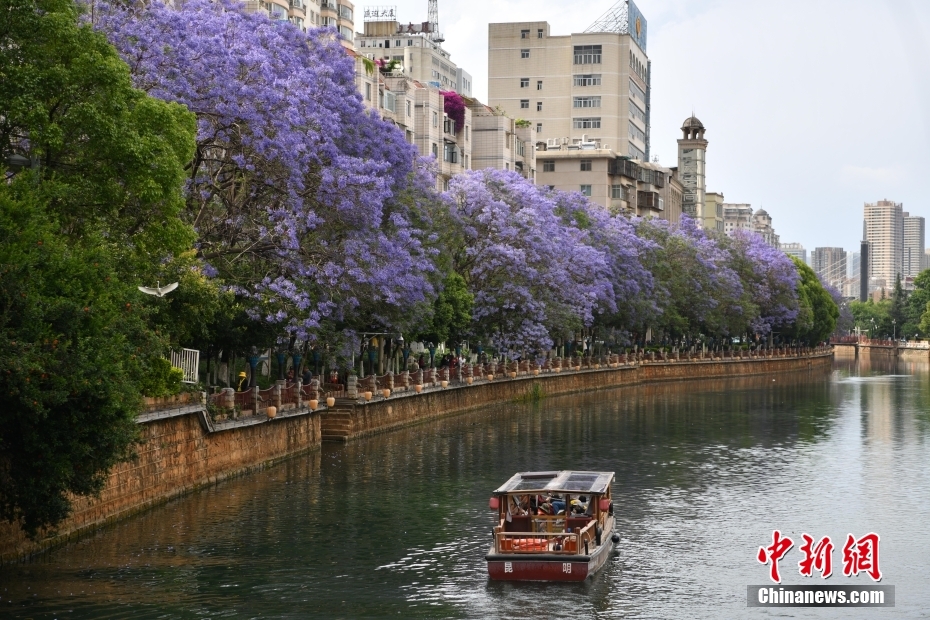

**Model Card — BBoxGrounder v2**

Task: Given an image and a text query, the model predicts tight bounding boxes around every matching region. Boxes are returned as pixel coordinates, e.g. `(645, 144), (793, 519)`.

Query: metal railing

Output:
(170, 348), (200, 384)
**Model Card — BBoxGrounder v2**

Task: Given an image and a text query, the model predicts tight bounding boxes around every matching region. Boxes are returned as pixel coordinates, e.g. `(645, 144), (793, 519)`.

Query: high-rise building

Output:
(812, 247), (847, 291)
(903, 212), (925, 278)
(488, 0), (651, 161)
(860, 241), (870, 302)
(781, 242), (806, 264)
(863, 199), (904, 289)
(922, 249), (930, 273)
(677, 117), (707, 220)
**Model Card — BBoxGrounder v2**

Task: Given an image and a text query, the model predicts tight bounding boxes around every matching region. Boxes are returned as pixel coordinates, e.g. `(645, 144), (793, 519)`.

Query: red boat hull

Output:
(487, 557), (591, 581)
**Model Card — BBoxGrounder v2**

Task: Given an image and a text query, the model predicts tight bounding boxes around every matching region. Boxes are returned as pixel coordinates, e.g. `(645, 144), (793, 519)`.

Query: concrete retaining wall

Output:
(0, 351), (831, 564)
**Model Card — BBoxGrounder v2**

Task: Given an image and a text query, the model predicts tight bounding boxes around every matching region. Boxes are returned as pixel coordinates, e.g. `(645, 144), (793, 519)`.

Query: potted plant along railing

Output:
(326, 396), (335, 407)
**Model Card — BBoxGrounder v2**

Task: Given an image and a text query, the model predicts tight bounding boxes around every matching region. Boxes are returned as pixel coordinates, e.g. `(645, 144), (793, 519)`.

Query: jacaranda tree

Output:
(95, 0), (437, 346)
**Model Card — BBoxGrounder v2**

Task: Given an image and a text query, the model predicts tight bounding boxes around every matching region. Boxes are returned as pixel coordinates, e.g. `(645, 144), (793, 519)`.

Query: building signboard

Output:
(363, 5), (396, 21)
(628, 0), (648, 52)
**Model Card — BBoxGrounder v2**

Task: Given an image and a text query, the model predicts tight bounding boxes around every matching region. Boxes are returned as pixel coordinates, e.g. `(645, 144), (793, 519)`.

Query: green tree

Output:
(903, 269), (930, 338)
(786, 257), (838, 344)
(413, 272), (474, 347)
(0, 0), (196, 536)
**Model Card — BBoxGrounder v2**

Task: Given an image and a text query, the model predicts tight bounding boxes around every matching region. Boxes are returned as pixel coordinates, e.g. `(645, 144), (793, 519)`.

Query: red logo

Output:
(757, 530), (794, 583)
(758, 531), (882, 583)
(842, 533), (882, 581)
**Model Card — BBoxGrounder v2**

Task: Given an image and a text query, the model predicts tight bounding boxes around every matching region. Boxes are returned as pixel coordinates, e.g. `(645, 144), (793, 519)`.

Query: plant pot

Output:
(466, 377), (473, 385)
(533, 369), (540, 376)
(326, 396), (335, 407)
(382, 389), (391, 398)
(414, 384), (423, 393)
(266, 406), (277, 419)
(308, 399), (318, 410)
(487, 374), (494, 381)
(363, 391), (372, 401)
(509, 372), (517, 379)
(440, 381), (448, 389)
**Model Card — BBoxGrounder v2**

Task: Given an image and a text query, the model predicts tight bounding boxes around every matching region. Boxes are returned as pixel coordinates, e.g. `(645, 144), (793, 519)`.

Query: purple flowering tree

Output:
(94, 0), (436, 347)
(443, 170), (614, 353)
(637, 215), (744, 343)
(723, 230), (800, 338)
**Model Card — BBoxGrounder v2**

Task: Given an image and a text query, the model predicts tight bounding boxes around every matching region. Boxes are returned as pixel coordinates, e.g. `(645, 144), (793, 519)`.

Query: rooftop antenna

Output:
(427, 0), (444, 43)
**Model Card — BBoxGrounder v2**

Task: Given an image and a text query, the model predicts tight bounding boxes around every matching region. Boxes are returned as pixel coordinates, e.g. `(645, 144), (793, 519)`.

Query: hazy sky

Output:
(377, 0), (930, 254)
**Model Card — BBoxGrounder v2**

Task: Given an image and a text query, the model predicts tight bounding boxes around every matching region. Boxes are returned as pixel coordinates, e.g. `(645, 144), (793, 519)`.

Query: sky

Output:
(376, 0), (930, 255)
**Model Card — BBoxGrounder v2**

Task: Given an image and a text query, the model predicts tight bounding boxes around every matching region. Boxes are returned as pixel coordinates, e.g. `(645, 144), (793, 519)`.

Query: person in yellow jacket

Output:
(237, 371), (249, 392)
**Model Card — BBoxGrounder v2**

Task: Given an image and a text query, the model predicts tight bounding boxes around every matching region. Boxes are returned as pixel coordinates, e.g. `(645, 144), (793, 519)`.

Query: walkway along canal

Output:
(0, 348), (832, 563)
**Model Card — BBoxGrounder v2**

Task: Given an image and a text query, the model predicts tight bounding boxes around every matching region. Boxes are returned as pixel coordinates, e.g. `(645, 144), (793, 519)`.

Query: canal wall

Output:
(0, 351), (831, 564)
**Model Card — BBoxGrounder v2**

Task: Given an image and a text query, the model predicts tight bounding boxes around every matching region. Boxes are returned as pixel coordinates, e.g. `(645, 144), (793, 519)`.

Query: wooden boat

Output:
(486, 470), (617, 582)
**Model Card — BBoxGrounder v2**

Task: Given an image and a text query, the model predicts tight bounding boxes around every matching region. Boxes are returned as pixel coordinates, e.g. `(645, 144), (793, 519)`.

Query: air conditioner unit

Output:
(546, 138), (560, 148)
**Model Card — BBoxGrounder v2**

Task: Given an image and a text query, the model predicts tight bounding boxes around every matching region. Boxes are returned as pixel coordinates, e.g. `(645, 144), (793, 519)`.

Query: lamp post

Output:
(368, 341), (377, 375)
(870, 318), (875, 340)
(428, 342), (436, 368)
(892, 319), (896, 341)
(276, 350), (288, 381)
(247, 347), (263, 388)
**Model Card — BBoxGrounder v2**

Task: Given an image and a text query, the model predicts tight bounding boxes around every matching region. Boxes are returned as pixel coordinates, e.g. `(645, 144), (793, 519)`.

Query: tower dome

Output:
(681, 115), (705, 140)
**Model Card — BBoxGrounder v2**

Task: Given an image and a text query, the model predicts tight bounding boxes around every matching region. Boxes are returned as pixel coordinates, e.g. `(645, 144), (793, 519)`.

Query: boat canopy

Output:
(493, 471), (614, 495)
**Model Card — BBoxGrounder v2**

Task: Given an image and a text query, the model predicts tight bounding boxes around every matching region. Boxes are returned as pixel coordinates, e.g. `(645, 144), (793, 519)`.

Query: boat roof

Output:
(493, 471), (614, 495)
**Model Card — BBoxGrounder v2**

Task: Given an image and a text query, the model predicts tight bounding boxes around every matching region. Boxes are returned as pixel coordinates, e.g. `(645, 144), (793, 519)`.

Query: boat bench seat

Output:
(504, 515), (532, 533)
(566, 516), (593, 533)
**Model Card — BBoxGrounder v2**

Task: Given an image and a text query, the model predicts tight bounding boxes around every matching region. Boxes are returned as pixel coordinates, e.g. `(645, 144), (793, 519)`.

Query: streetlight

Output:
(870, 318), (875, 339)
(892, 319), (896, 341)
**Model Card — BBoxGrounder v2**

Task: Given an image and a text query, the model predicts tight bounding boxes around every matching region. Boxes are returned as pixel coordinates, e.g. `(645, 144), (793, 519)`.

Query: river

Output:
(2, 357), (929, 618)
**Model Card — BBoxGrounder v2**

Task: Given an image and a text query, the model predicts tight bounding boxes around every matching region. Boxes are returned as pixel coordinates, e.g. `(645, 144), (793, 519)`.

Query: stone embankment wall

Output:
(0, 351), (831, 564)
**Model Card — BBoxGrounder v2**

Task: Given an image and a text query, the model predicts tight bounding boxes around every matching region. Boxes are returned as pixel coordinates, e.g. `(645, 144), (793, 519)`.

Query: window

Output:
(520, 78), (529, 88)
(432, 143), (438, 157)
(432, 111), (438, 127)
(536, 122), (542, 133)
(536, 101), (542, 111)
(383, 91), (396, 113)
(629, 120), (646, 143)
(537, 28), (543, 38)
(406, 100), (411, 117)
(573, 96), (601, 108)
(537, 80), (543, 90)
(443, 142), (458, 163)
(520, 99), (529, 109)
(465, 126), (470, 141)
(580, 184), (592, 196)
(611, 184), (624, 199)
(464, 154), (469, 169)
(573, 117), (601, 129)
(580, 159), (592, 171)
(629, 79), (646, 102)
(395, 39), (401, 47)
(408, 39), (413, 46)
(365, 83), (371, 101)
(628, 142), (645, 161)
(573, 74), (602, 86)
(505, 163), (509, 170)
(573, 45), (602, 64)
(520, 29), (529, 39)
(521, 49), (530, 58)
(629, 100), (646, 123)
(543, 160), (555, 172)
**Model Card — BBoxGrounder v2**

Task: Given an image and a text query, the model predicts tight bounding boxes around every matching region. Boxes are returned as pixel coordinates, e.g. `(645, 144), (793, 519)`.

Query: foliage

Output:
(139, 358), (183, 398)
(514, 119), (532, 128)
(0, 0), (197, 537)
(786, 257), (838, 344)
(414, 272), (474, 346)
(903, 270), (930, 338)
(850, 299), (892, 337)
(440, 90), (466, 131)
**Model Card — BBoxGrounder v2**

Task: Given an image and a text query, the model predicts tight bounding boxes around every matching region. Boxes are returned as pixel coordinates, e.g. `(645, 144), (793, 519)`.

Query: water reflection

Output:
(2, 360), (930, 618)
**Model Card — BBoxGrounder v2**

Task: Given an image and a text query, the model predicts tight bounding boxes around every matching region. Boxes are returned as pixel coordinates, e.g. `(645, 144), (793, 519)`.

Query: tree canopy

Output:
(0, 0), (197, 536)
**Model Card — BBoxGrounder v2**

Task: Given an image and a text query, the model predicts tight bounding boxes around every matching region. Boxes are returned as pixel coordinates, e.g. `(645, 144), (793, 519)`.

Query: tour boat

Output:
(486, 470), (617, 581)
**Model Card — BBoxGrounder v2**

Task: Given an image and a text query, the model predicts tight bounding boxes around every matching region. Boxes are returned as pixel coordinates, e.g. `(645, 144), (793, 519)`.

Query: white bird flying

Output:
(137, 281), (179, 298)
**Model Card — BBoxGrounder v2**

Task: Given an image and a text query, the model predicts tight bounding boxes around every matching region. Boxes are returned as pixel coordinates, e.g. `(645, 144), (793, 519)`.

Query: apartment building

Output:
(488, 0), (651, 162)
(677, 116), (706, 220)
(723, 204), (752, 236)
(241, 0), (346, 37)
(357, 15), (472, 95)
(903, 212), (925, 278)
(751, 209), (779, 247)
(467, 101), (536, 180)
(812, 247), (847, 291)
(863, 199), (904, 288)
(535, 142), (682, 222)
(704, 191), (724, 234)
(781, 242), (807, 264)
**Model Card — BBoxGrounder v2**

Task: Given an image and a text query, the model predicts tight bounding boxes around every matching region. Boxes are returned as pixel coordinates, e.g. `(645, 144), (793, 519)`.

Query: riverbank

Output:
(0, 350), (832, 564)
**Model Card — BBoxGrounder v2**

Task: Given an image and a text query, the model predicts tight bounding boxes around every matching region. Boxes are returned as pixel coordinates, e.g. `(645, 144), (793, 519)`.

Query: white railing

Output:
(170, 348), (200, 384)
